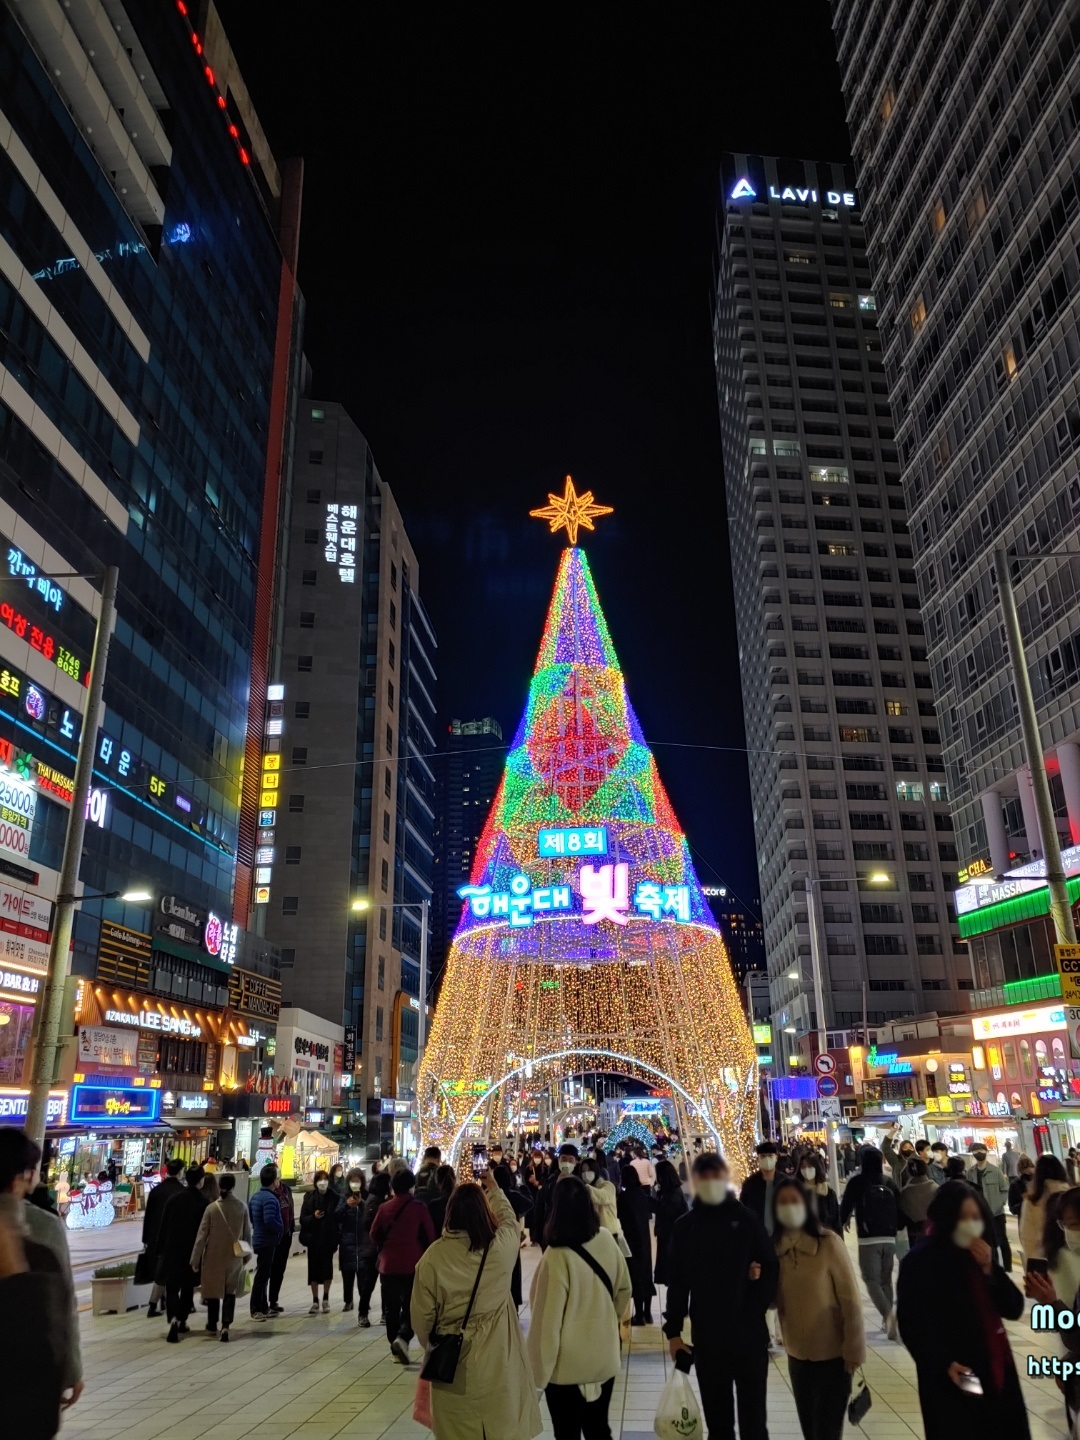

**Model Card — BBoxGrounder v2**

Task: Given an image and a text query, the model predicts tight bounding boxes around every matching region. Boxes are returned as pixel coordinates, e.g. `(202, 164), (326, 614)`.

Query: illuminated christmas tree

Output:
(419, 481), (758, 1174)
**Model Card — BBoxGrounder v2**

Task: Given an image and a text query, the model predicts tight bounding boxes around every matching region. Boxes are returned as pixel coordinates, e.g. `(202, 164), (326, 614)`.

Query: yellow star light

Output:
(529, 475), (613, 546)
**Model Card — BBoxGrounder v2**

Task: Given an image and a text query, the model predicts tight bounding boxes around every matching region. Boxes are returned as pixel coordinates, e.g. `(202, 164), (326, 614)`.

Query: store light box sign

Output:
(537, 826), (608, 857)
(324, 504), (358, 583)
(78, 1026), (138, 1068)
(0, 770), (35, 864)
(458, 860), (692, 929)
(70, 1085), (161, 1124)
(0, 963), (41, 1004)
(0, 1090), (65, 1125)
(0, 880), (51, 971)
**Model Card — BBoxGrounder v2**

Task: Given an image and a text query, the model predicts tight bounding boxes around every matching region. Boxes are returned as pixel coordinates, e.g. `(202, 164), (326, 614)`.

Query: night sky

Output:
(215, 5), (852, 916)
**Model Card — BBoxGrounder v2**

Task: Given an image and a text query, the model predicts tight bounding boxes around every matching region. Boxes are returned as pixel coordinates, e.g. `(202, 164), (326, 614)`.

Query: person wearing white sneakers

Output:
(299, 1171), (338, 1314)
(839, 1145), (901, 1339)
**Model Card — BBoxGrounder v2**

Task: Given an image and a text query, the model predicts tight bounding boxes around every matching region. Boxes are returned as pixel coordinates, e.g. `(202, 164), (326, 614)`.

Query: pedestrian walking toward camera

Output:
(190, 1172), (251, 1341)
(411, 1169), (542, 1440)
(798, 1152), (841, 1236)
(898, 1181), (1027, 1440)
(300, 1170), (339, 1313)
(1019, 1153), (1068, 1266)
(665, 1153), (777, 1440)
(740, 1140), (780, 1236)
(839, 1144), (900, 1338)
(969, 1147), (1011, 1272)
(772, 1177), (864, 1440)
(370, 1166), (434, 1362)
(336, 1167), (376, 1323)
(158, 1166), (208, 1342)
(529, 1174), (631, 1439)
(248, 1164), (284, 1321)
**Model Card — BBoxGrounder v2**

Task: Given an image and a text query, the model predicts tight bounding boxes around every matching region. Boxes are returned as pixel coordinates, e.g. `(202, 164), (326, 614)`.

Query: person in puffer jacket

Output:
(248, 1165), (284, 1320)
(336, 1168), (377, 1325)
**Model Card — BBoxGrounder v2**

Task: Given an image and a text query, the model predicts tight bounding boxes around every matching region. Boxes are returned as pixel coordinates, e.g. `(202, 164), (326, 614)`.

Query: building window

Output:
(292, 747), (308, 766)
(389, 601), (397, 628)
(379, 907), (387, 941)
(289, 795), (305, 813)
(386, 725), (393, 754)
(931, 199), (946, 233)
(282, 896), (299, 916)
(302, 570), (317, 587)
(910, 297), (927, 335)
(303, 528), (318, 544)
(306, 489), (321, 503)
(294, 701), (310, 719)
(885, 700), (907, 716)
(285, 846), (301, 864)
(387, 681), (395, 710)
(896, 781), (925, 802)
(308, 450), (324, 466)
(388, 641), (396, 668)
(382, 811), (391, 842)
(879, 85), (895, 122)
(380, 859), (389, 892)
(311, 408), (325, 422)
(391, 562), (398, 590)
(858, 293), (876, 311)
(774, 440), (801, 458)
(299, 611), (315, 629)
(297, 656), (313, 672)
(811, 466), (849, 485)
(384, 769), (392, 798)
(378, 956), (385, 990)
(375, 1006), (383, 1042)
(280, 948), (295, 969)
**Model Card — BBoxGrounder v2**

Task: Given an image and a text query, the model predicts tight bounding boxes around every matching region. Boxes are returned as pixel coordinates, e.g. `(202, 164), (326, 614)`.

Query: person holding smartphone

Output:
(897, 1180), (1027, 1440)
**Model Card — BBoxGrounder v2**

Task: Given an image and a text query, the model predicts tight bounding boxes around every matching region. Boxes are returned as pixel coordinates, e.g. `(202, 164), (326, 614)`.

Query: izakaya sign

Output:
(458, 860), (692, 930)
(729, 176), (857, 207)
(104, 1006), (203, 1038)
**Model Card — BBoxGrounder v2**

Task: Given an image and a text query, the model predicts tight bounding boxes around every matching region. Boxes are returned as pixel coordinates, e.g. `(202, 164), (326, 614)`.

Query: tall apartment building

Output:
(714, 154), (963, 1057)
(0, 1), (298, 1122)
(830, 1), (1080, 989)
(263, 400), (437, 1129)
(431, 716), (504, 973)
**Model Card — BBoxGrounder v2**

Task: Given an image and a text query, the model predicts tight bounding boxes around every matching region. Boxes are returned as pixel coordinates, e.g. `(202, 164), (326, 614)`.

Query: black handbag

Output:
(847, 1369), (872, 1426)
(421, 1240), (491, 1385)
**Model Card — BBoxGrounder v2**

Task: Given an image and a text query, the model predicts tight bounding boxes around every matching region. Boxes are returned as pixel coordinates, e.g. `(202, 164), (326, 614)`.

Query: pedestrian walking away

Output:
(897, 1180), (1028, 1440)
(899, 1159), (938, 1246)
(529, 1174), (632, 1440)
(141, 1156), (184, 1317)
(336, 1167), (377, 1323)
(839, 1144), (900, 1337)
(425, 1163), (458, 1238)
(772, 1177), (865, 1440)
(157, 1165), (209, 1342)
(299, 1170), (339, 1312)
(268, 1171), (296, 1313)
(190, 1172), (252, 1341)
(616, 1164), (655, 1325)
(665, 1152), (778, 1440)
(369, 1165), (435, 1363)
(652, 1159), (689, 1289)
(411, 1168), (542, 1440)
(248, 1164), (285, 1321)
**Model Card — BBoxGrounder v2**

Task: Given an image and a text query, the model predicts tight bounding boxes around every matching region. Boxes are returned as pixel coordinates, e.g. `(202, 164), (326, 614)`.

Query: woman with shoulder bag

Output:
(529, 1174), (632, 1439)
(189, 1173), (252, 1341)
(410, 1168), (541, 1440)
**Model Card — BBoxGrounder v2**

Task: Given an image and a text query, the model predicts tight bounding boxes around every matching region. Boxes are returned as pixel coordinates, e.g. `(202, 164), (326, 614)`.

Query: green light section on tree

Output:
(958, 876), (1080, 938)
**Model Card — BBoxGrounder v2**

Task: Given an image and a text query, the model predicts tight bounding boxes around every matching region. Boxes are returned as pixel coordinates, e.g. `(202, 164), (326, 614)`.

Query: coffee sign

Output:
(228, 967), (282, 1022)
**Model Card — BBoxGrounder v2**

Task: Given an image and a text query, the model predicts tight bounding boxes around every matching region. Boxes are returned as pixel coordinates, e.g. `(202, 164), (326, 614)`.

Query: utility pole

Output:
(995, 546), (1077, 944)
(805, 874), (840, 1187)
(26, 565), (119, 1150)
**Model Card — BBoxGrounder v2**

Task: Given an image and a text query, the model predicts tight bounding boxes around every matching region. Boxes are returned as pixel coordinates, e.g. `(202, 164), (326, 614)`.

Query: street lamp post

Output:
(995, 545), (1078, 945)
(25, 564), (119, 1152)
(352, 893), (431, 1080)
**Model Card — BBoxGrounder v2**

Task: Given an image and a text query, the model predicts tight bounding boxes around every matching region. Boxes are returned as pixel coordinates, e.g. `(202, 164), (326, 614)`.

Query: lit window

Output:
(829, 292), (852, 309)
(858, 293), (876, 311)
(310, 408), (325, 422)
(812, 466), (849, 485)
(1002, 343), (1018, 382)
(879, 86), (895, 122)
(931, 199), (946, 233)
(910, 297), (927, 334)
(885, 700), (907, 716)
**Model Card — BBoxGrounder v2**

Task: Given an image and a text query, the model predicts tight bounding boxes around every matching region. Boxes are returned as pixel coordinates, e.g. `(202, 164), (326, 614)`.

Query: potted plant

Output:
(91, 1261), (152, 1315)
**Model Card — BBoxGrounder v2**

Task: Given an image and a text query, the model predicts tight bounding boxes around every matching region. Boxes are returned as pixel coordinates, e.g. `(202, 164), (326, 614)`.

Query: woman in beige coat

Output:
(190, 1173), (252, 1341)
(772, 1178), (865, 1440)
(411, 1168), (541, 1440)
(1019, 1153), (1069, 1263)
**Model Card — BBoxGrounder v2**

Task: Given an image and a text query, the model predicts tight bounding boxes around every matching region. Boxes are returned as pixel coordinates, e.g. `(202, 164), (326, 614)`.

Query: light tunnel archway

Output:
(434, 1047), (728, 1164)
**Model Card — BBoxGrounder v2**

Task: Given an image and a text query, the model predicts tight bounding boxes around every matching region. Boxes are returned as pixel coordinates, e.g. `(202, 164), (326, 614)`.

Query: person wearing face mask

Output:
(1019, 1152), (1068, 1267)
(328, 1161), (346, 1197)
(740, 1140), (780, 1236)
(968, 1147), (1012, 1272)
(928, 1143), (950, 1186)
(299, 1170), (340, 1314)
(1007, 1153), (1034, 1219)
(772, 1178), (864, 1440)
(1025, 1188), (1080, 1427)
(534, 1145), (580, 1252)
(798, 1153), (840, 1236)
(882, 1124), (916, 1187)
(369, 1166), (435, 1362)
(838, 1145), (901, 1338)
(336, 1167), (376, 1321)
(579, 1157), (619, 1234)
(897, 1181), (1026, 1440)
(665, 1153), (778, 1440)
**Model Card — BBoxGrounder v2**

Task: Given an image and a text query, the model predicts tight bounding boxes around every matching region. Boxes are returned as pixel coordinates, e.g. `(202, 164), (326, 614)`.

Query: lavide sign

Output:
(729, 177), (857, 208)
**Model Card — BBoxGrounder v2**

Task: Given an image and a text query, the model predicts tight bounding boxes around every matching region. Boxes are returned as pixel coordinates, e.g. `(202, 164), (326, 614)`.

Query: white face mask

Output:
(759, 1156), (777, 1173)
(581, 1170), (595, 1184)
(1063, 1227), (1080, 1254)
(801, 1166), (817, 1182)
(776, 1202), (807, 1231)
(953, 1217), (984, 1248)
(696, 1178), (727, 1206)
(315, 1181), (329, 1192)
(558, 1161), (575, 1175)
(349, 1180), (362, 1192)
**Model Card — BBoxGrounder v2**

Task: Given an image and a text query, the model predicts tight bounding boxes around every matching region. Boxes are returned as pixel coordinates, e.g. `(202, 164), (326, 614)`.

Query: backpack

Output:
(861, 1180), (898, 1237)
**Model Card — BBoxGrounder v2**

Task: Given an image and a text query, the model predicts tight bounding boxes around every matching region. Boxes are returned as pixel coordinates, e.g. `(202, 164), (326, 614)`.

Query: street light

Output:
(351, 893), (432, 1078)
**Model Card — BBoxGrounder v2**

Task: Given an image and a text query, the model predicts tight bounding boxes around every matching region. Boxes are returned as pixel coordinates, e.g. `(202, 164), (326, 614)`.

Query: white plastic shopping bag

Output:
(654, 1369), (703, 1440)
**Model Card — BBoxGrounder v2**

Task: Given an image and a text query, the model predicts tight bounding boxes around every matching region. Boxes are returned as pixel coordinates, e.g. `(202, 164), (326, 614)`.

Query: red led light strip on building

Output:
(173, 1), (251, 167)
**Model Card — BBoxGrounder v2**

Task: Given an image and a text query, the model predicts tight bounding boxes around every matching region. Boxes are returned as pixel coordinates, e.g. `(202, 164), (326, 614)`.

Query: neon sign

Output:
(325, 504), (358, 583)
(6, 544), (64, 612)
(729, 177), (857, 207)
(458, 861), (693, 929)
(69, 1084), (161, 1124)
(104, 1007), (203, 1038)
(538, 826), (608, 858)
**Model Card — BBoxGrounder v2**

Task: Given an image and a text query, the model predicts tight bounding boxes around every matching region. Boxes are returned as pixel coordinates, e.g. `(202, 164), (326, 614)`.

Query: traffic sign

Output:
(820, 1097), (842, 1120)
(1055, 949), (1080, 1054)
(815, 1053), (836, 1076)
(817, 1075), (838, 1097)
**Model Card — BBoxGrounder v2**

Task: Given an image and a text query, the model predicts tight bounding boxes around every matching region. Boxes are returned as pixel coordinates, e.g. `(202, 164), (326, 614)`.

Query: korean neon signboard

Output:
(458, 861), (692, 930)
(538, 826), (608, 858)
(69, 1084), (161, 1124)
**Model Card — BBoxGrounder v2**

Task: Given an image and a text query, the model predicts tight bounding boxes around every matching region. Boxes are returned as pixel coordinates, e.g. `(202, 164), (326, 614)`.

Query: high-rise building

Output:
(432, 716), (504, 971)
(0, 1), (298, 1140)
(829, 1), (1080, 990)
(262, 400), (437, 1141)
(714, 154), (963, 1058)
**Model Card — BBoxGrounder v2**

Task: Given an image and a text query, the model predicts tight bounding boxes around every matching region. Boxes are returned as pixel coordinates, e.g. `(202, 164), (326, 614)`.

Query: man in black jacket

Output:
(142, 1158), (184, 1317)
(739, 1140), (780, 1238)
(665, 1152), (778, 1440)
(156, 1166), (208, 1342)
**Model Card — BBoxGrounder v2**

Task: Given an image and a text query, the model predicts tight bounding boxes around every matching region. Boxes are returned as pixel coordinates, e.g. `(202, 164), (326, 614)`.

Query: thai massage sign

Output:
(459, 859), (692, 929)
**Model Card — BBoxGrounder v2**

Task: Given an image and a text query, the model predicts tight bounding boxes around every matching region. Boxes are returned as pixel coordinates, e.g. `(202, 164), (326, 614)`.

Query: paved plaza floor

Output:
(60, 1217), (1071, 1440)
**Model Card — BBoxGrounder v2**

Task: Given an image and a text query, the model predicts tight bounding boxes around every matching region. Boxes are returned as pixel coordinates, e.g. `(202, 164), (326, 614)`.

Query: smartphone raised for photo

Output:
(471, 1144), (488, 1178)
(1025, 1258), (1051, 1276)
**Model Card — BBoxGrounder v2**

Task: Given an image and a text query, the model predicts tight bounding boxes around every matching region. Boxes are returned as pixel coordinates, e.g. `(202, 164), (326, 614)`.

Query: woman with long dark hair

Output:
(411, 1170), (541, 1440)
(1019, 1153), (1068, 1264)
(897, 1180), (1027, 1440)
(771, 1177), (864, 1440)
(491, 1162), (532, 1307)
(616, 1164), (655, 1325)
(796, 1152), (841, 1236)
(529, 1175), (631, 1439)
(652, 1159), (688, 1289)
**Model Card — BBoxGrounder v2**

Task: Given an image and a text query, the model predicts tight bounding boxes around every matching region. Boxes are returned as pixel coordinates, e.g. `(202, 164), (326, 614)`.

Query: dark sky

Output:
(215, 5), (852, 915)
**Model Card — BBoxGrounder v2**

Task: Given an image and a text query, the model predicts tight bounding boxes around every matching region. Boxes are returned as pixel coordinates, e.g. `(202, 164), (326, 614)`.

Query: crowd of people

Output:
(5, 1116), (1078, 1440)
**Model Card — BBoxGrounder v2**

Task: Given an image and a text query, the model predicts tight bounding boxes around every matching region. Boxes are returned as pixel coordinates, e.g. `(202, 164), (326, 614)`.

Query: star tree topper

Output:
(529, 475), (613, 546)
